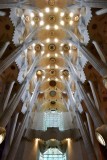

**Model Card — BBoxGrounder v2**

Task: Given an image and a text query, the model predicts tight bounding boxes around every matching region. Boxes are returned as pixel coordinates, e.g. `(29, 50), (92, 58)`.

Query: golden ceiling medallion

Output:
(50, 90), (56, 97)
(49, 15), (56, 23)
(50, 57), (56, 64)
(50, 30), (55, 37)
(74, 15), (79, 22)
(64, 14), (70, 22)
(48, 0), (55, 7)
(50, 69), (55, 75)
(36, 70), (42, 76)
(63, 44), (70, 52)
(62, 70), (69, 77)
(34, 15), (40, 22)
(35, 44), (42, 52)
(50, 101), (56, 105)
(72, 45), (77, 50)
(48, 44), (56, 51)
(49, 80), (56, 87)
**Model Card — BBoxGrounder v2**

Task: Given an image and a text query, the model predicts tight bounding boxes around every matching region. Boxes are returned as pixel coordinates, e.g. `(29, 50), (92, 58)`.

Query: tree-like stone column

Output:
(92, 41), (106, 63)
(76, 110), (97, 160)
(0, 81), (27, 128)
(6, 79), (40, 160)
(6, 111), (29, 160)
(2, 81), (15, 112)
(0, 30), (37, 75)
(80, 45), (107, 78)
(96, 8), (107, 15)
(79, 0), (107, 8)
(77, 81), (103, 128)
(1, 113), (19, 160)
(0, 42), (10, 59)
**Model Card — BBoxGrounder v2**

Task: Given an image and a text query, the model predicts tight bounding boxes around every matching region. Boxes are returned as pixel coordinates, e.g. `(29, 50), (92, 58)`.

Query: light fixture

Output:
(55, 53), (58, 57)
(47, 53), (50, 57)
(33, 50), (36, 54)
(32, 43), (36, 47)
(55, 78), (58, 81)
(45, 7), (50, 13)
(60, 12), (65, 17)
(54, 7), (59, 13)
(46, 38), (50, 43)
(60, 20), (64, 26)
(69, 50), (72, 54)
(47, 65), (50, 69)
(46, 25), (50, 30)
(54, 38), (59, 43)
(69, 20), (73, 25)
(69, 12), (74, 17)
(39, 20), (44, 26)
(0, 127), (6, 144)
(41, 51), (45, 55)
(31, 20), (35, 26)
(60, 51), (64, 55)
(60, 75), (63, 79)
(39, 12), (44, 17)
(54, 25), (59, 30)
(30, 12), (35, 18)
(60, 43), (64, 46)
(55, 64), (58, 69)
(69, 43), (72, 47)
(42, 76), (45, 79)
(47, 78), (51, 81)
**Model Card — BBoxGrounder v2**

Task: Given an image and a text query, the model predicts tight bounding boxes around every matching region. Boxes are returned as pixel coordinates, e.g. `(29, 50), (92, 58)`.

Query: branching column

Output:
(6, 111), (29, 160)
(0, 30), (37, 75)
(2, 81), (15, 112)
(76, 110), (97, 160)
(0, 81), (27, 128)
(80, 0), (107, 8)
(0, 42), (10, 59)
(80, 45), (107, 78)
(6, 80), (40, 160)
(77, 82), (103, 128)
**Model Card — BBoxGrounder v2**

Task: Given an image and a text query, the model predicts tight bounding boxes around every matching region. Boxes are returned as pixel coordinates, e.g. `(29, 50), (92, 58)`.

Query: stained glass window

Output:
(40, 148), (66, 160)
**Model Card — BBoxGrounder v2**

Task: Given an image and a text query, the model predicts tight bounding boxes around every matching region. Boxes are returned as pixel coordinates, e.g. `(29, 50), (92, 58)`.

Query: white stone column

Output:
(76, 110), (97, 160)
(77, 82), (104, 128)
(1, 113), (19, 160)
(80, 0), (107, 8)
(0, 42), (10, 59)
(80, 45), (107, 78)
(6, 111), (29, 160)
(0, 81), (27, 128)
(88, 81), (101, 111)
(92, 41), (106, 63)
(0, 30), (37, 75)
(96, 8), (107, 15)
(0, 11), (6, 16)
(2, 81), (15, 112)
(66, 138), (88, 160)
